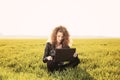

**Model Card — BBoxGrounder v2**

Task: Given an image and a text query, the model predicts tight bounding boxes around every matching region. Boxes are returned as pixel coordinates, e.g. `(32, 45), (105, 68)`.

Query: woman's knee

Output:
(74, 57), (80, 63)
(47, 60), (58, 72)
(70, 57), (80, 67)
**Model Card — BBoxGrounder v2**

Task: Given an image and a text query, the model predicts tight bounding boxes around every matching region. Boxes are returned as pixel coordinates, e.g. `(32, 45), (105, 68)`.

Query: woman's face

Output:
(56, 31), (64, 44)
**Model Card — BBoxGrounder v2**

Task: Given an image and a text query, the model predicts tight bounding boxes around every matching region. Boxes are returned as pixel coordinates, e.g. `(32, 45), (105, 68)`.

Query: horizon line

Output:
(0, 35), (120, 39)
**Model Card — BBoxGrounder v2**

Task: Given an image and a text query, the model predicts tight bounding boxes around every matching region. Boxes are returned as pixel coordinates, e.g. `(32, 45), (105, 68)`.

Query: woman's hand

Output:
(46, 56), (53, 60)
(73, 53), (78, 58)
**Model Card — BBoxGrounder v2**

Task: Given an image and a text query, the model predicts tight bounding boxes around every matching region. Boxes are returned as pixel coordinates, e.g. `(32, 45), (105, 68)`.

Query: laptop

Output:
(53, 48), (76, 62)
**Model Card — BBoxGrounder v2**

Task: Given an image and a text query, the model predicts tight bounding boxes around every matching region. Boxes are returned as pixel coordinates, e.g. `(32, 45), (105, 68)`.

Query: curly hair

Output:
(50, 25), (70, 47)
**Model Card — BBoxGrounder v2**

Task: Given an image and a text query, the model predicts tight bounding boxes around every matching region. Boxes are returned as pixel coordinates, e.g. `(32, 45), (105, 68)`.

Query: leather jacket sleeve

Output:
(42, 42), (51, 63)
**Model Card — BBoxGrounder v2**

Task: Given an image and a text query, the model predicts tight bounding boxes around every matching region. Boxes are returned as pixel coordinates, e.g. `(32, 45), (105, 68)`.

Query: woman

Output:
(42, 25), (80, 72)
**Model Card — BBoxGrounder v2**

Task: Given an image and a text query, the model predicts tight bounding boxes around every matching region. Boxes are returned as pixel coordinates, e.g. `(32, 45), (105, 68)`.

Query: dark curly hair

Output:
(50, 25), (70, 47)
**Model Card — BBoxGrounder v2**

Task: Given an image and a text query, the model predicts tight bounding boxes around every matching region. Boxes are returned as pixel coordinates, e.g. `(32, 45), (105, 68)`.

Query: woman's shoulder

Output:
(45, 42), (53, 47)
(45, 42), (51, 46)
(64, 45), (70, 48)
(45, 42), (55, 49)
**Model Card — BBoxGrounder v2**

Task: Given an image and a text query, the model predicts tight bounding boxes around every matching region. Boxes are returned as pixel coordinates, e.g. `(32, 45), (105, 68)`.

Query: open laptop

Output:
(53, 48), (76, 62)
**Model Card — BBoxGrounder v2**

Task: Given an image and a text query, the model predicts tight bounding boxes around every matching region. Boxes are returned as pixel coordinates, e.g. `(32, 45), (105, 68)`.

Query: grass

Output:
(0, 38), (120, 80)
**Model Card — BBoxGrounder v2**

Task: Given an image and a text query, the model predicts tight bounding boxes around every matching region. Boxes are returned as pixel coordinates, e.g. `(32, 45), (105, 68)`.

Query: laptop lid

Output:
(54, 48), (76, 62)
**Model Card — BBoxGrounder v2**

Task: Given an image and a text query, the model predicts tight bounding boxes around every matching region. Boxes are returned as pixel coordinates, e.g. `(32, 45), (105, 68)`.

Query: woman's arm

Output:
(42, 42), (50, 63)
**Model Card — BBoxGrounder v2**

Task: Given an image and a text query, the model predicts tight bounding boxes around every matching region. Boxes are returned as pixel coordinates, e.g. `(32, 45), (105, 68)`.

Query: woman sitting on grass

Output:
(42, 25), (80, 73)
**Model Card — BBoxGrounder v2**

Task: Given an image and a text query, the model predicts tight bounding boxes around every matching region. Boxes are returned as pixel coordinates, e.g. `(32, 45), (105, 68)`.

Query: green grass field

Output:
(0, 38), (120, 80)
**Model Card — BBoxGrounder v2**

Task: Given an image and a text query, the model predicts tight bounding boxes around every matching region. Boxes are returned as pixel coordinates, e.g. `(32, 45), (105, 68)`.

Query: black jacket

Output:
(43, 42), (70, 63)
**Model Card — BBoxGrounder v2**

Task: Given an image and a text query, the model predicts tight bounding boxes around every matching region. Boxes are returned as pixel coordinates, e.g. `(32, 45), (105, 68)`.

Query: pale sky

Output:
(0, 0), (120, 38)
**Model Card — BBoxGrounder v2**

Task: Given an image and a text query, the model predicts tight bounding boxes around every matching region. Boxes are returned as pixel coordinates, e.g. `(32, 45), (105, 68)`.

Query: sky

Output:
(0, 0), (120, 38)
